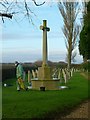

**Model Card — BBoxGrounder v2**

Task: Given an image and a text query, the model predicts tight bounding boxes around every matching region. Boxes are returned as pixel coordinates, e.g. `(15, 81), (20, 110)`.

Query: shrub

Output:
(81, 61), (90, 71)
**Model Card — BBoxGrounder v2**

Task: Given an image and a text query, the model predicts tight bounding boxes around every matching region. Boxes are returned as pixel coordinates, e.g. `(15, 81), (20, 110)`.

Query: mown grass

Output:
(0, 82), (2, 120)
(2, 72), (89, 119)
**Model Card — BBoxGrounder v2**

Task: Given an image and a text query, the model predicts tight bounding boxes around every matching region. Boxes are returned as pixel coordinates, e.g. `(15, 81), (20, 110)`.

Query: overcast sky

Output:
(0, 1), (83, 63)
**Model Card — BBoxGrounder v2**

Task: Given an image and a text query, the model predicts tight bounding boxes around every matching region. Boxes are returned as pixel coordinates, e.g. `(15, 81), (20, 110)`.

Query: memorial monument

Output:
(32, 20), (59, 90)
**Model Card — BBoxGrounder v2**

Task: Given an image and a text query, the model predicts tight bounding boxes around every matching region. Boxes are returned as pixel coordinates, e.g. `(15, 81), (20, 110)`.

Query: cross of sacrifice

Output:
(40, 20), (50, 66)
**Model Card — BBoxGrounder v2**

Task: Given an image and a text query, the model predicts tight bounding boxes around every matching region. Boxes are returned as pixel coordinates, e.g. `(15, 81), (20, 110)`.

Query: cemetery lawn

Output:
(2, 72), (89, 119)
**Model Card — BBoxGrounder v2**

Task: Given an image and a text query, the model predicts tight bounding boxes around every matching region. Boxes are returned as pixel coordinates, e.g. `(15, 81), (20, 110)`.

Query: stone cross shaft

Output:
(40, 20), (50, 66)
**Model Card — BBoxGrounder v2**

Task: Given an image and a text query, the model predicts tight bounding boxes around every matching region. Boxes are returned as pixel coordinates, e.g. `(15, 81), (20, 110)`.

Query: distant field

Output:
(2, 72), (89, 119)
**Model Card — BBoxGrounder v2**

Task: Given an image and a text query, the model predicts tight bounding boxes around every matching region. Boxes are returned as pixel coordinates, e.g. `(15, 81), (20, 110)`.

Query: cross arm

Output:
(40, 25), (50, 31)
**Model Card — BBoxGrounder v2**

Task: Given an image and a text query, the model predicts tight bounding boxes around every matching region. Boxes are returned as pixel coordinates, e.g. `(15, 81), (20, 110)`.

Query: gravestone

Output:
(28, 70), (31, 84)
(62, 69), (67, 84)
(32, 70), (36, 79)
(65, 69), (70, 80)
(71, 69), (73, 77)
(58, 69), (61, 80)
(23, 71), (26, 81)
(35, 69), (38, 78)
(31, 20), (59, 90)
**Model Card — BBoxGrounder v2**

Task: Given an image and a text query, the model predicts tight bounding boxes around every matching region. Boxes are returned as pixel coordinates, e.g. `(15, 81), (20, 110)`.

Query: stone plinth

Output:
(38, 66), (52, 80)
(31, 79), (59, 90)
(31, 66), (60, 90)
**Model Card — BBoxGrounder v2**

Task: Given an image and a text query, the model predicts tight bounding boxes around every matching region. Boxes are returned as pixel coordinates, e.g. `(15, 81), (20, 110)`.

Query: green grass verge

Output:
(2, 72), (89, 119)
(0, 82), (2, 120)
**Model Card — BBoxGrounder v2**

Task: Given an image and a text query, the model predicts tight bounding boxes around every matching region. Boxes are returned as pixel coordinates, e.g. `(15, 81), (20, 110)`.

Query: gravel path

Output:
(80, 73), (89, 80)
(55, 100), (89, 120)
(62, 100), (89, 119)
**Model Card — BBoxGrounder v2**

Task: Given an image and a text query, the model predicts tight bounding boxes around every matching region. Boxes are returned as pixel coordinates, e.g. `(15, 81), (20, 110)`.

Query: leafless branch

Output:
(32, 0), (45, 6)
(0, 13), (12, 19)
(0, 0), (45, 23)
(58, 1), (80, 69)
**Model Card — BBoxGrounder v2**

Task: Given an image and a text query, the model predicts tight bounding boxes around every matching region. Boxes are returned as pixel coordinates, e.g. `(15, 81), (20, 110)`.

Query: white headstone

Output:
(28, 70), (31, 83)
(62, 69), (67, 84)
(58, 69), (61, 80)
(35, 69), (38, 78)
(23, 71), (26, 81)
(32, 70), (36, 78)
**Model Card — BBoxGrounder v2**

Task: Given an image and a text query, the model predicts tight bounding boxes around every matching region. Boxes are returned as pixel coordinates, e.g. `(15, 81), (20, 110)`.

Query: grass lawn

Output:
(0, 83), (2, 120)
(2, 72), (89, 119)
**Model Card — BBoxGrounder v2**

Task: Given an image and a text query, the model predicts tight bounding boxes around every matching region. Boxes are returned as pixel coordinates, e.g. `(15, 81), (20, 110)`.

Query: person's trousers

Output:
(16, 77), (25, 90)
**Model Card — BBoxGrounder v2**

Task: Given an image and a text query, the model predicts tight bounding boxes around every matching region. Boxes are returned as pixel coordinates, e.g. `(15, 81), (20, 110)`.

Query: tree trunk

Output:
(67, 51), (71, 71)
(67, 48), (72, 78)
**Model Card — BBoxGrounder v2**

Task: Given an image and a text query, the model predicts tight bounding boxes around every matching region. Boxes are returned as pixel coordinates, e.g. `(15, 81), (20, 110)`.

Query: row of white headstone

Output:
(52, 68), (79, 84)
(23, 70), (38, 85)
(23, 68), (80, 85)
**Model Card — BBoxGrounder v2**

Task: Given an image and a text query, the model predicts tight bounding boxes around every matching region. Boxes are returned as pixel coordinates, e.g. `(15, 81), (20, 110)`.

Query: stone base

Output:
(31, 79), (60, 90)
(38, 66), (52, 80)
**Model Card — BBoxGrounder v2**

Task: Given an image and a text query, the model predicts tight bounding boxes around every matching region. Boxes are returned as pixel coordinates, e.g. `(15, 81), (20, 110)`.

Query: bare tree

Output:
(58, 0), (80, 71)
(0, 0), (45, 23)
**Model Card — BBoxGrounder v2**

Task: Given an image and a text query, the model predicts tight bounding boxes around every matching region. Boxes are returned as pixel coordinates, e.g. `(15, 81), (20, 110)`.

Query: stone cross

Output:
(40, 20), (50, 66)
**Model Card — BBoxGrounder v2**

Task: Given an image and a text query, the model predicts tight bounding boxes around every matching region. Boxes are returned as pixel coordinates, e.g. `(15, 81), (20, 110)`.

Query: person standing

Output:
(15, 61), (28, 91)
